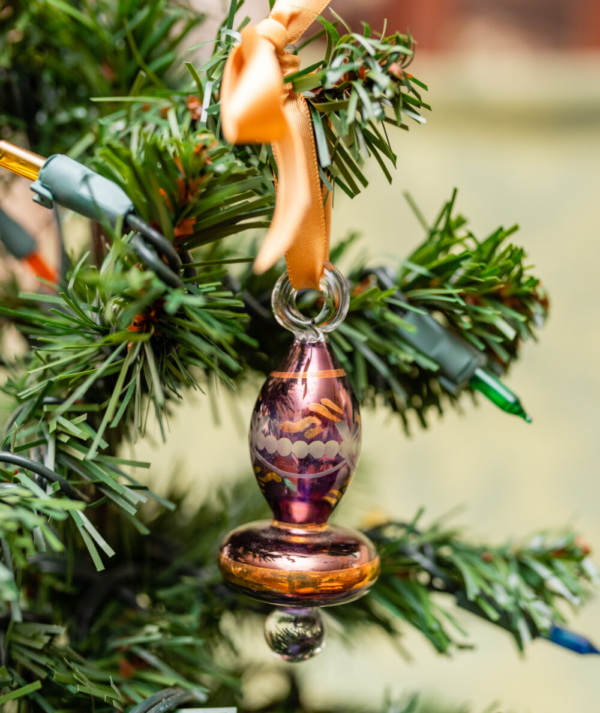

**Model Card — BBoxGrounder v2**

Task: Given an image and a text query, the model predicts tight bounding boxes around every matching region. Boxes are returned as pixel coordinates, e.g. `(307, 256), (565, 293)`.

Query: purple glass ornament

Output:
(218, 263), (379, 661)
(249, 339), (360, 525)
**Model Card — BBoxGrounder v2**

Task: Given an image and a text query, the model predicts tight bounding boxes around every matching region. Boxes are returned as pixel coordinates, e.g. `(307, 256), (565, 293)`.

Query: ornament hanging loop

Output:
(272, 262), (349, 341)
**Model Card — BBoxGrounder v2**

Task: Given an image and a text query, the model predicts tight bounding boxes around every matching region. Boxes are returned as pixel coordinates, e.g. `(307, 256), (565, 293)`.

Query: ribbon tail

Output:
(253, 106), (311, 277)
(323, 183), (332, 243)
(283, 96), (329, 291)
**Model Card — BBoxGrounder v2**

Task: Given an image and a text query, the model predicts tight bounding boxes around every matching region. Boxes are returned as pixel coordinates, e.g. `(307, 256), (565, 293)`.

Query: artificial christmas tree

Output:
(0, 1), (596, 710)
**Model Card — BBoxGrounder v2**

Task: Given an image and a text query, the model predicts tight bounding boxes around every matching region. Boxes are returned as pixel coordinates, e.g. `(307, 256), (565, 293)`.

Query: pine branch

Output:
(89, 2), (428, 201)
(0, 479), (594, 711)
(91, 127), (272, 252)
(0, 483), (265, 711)
(0, 481), (84, 609)
(346, 516), (598, 654)
(195, 4), (428, 196)
(0, 191), (549, 591)
(0, 0), (203, 158)
(0, 3), (569, 711)
(0, 234), (253, 569)
(237, 190), (549, 430)
(293, 20), (428, 199)
(340, 190), (548, 430)
(0, 0), (541, 437)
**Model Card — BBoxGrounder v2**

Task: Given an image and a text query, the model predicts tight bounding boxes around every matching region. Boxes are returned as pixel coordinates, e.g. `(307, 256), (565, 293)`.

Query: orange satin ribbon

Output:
(221, 0), (332, 290)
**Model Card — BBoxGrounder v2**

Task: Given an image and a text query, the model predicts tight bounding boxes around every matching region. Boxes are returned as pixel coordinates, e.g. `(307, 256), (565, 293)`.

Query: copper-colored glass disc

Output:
(218, 520), (380, 607)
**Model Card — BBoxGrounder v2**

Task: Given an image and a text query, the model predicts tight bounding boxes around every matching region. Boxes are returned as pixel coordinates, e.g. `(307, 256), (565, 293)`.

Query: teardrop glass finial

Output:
(265, 607), (325, 662)
(249, 339), (360, 524)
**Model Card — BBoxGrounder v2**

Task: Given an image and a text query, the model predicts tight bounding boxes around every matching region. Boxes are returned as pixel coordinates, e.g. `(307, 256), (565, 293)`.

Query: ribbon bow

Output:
(221, 0), (332, 290)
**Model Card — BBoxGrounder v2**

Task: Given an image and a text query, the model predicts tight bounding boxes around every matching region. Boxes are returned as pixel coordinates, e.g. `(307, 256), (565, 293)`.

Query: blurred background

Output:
(2, 0), (600, 710)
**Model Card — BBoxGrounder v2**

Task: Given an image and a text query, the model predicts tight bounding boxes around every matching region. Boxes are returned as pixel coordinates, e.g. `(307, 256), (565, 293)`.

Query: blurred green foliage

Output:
(0, 0), (202, 156)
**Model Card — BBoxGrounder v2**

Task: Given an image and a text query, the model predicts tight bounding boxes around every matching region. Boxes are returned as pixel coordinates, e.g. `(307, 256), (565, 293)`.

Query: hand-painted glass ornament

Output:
(218, 263), (380, 661)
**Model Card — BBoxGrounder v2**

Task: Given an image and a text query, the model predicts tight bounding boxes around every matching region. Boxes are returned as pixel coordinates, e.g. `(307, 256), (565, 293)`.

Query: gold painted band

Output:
(218, 552), (380, 596)
(270, 369), (346, 379)
(271, 520), (328, 532)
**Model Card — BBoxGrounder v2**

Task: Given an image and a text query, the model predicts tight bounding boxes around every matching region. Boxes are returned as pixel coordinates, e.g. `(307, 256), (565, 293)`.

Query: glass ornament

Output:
(219, 263), (380, 660)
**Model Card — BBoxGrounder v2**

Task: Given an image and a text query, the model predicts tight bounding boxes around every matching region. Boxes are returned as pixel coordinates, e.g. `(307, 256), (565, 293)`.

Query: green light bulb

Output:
(469, 367), (532, 423)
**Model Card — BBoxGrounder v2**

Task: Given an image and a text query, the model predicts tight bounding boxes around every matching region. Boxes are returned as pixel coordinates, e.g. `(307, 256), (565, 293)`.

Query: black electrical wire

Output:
(0, 452), (88, 502)
(129, 234), (183, 289)
(53, 205), (69, 282)
(223, 273), (273, 322)
(0, 397), (88, 501)
(125, 214), (181, 275)
(129, 687), (202, 713)
(178, 249), (197, 280)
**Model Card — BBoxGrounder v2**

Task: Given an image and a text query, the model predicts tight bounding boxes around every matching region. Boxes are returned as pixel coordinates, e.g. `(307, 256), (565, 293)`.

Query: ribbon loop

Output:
(221, 0), (332, 291)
